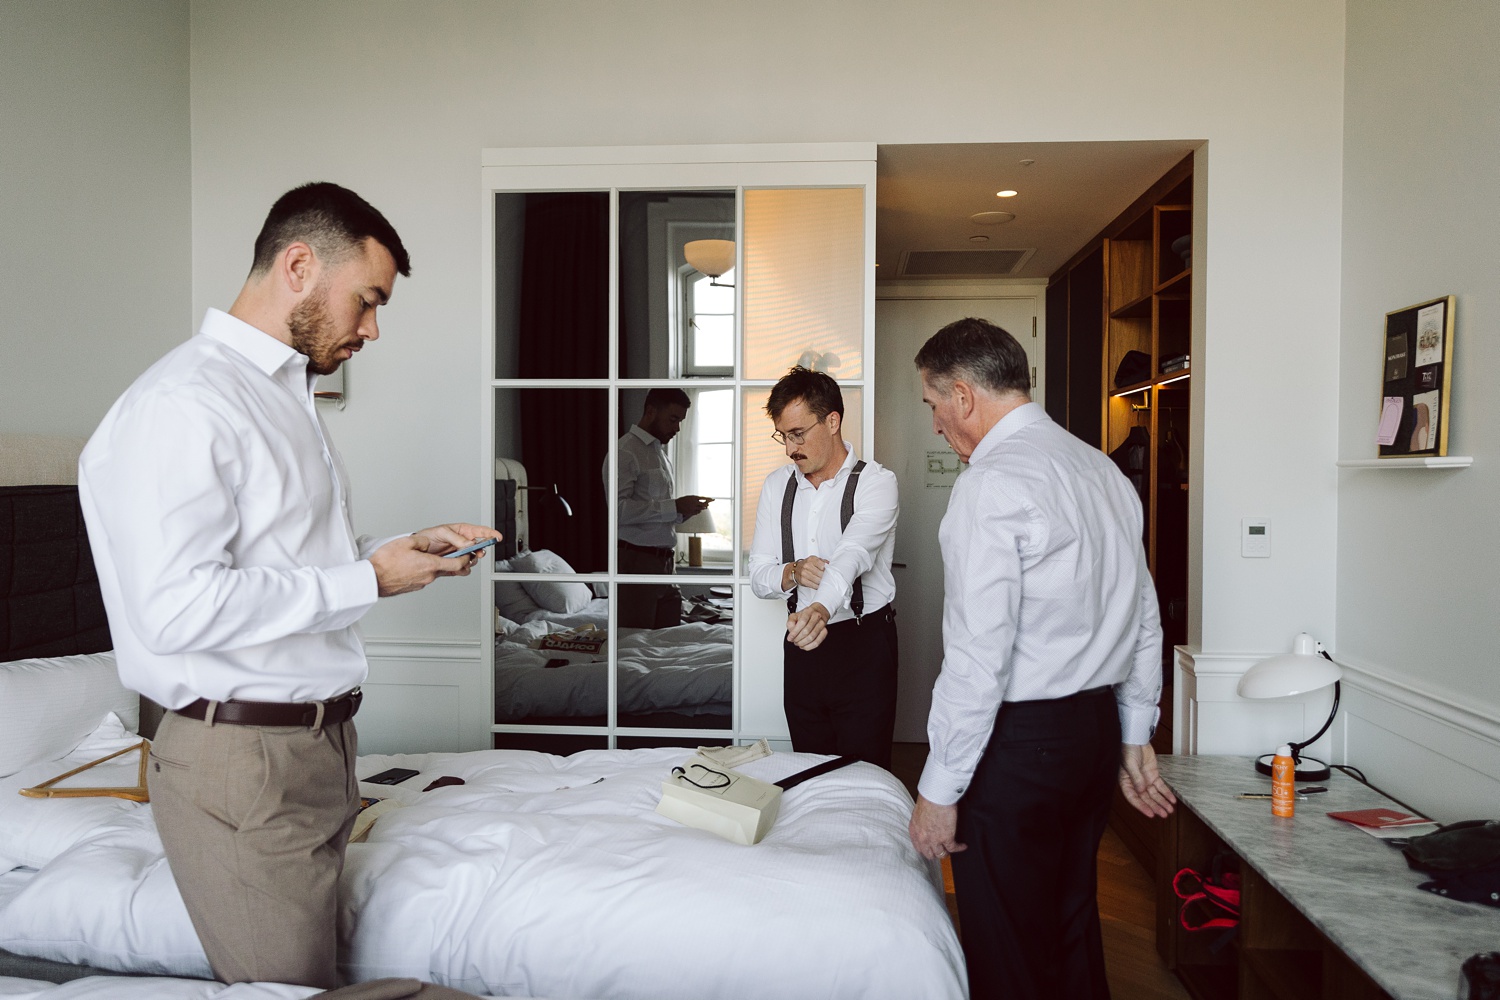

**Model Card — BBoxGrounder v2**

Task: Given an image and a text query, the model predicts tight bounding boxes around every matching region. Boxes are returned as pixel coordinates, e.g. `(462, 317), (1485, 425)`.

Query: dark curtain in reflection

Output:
(518, 193), (608, 572)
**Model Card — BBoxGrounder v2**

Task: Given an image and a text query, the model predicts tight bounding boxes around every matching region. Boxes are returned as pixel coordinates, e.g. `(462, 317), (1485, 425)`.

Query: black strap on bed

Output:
(775, 755), (860, 791)
(779, 461), (866, 620)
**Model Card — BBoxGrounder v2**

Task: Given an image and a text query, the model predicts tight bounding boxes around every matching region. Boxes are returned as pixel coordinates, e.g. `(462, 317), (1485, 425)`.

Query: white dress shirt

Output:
(612, 424), (680, 549)
(918, 402), (1162, 807)
(78, 309), (383, 709)
(748, 446), (898, 623)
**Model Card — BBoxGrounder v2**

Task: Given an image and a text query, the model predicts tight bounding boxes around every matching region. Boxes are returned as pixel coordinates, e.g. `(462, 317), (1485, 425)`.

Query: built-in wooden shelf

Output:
(1336, 456), (1473, 469)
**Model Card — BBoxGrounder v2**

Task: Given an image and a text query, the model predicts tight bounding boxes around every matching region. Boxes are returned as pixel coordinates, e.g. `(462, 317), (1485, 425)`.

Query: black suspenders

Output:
(781, 460), (866, 621)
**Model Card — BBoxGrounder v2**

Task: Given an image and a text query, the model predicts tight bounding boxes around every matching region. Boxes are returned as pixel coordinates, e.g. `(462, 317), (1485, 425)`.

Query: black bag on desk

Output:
(1403, 819), (1500, 907)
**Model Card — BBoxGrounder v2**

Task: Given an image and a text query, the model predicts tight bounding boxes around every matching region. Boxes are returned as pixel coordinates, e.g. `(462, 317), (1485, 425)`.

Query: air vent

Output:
(898, 248), (1035, 277)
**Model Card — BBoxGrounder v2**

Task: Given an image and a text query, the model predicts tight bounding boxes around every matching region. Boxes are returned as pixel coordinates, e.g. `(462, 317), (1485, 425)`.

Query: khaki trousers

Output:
(148, 709), (360, 989)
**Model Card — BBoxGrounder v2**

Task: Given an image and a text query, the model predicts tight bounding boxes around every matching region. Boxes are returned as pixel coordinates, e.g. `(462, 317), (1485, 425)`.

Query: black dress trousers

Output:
(951, 685), (1121, 1000)
(782, 607), (898, 770)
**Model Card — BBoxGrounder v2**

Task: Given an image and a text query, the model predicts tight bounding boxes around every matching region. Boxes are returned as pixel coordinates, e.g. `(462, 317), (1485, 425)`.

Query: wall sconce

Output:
(684, 239), (735, 287)
(1236, 632), (1343, 781)
(675, 509), (717, 567)
(520, 483), (573, 517)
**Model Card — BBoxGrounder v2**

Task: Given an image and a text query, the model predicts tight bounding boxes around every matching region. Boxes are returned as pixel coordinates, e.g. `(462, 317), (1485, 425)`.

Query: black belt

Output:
(174, 688), (362, 728)
(618, 539), (674, 556)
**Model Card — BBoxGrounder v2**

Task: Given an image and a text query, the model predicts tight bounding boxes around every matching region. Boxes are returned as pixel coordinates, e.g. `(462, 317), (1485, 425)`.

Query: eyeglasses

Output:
(771, 417), (824, 447)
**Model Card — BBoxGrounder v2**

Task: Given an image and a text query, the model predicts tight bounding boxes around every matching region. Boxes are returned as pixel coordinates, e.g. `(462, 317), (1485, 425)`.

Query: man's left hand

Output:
(1119, 742), (1176, 818)
(411, 523), (504, 557)
(909, 795), (967, 861)
(784, 603), (830, 650)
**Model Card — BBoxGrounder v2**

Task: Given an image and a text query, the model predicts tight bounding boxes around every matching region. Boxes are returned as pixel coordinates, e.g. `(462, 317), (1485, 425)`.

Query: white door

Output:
(873, 293), (1042, 742)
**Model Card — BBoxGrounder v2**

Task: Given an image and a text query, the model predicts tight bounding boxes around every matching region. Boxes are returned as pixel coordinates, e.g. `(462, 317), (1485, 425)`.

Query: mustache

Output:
(791, 453), (807, 462)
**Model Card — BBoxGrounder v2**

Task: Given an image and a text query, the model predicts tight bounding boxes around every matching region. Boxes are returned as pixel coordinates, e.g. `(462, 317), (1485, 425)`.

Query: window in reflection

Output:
(494, 192), (609, 380)
(495, 387), (608, 572)
(618, 190), (735, 380)
(617, 585), (733, 730)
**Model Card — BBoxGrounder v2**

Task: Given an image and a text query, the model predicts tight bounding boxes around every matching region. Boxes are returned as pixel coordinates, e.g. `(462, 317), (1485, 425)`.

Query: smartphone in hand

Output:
(443, 538), (497, 559)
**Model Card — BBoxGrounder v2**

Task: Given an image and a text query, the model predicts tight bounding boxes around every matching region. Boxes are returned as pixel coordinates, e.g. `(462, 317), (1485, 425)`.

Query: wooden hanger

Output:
(19, 740), (150, 803)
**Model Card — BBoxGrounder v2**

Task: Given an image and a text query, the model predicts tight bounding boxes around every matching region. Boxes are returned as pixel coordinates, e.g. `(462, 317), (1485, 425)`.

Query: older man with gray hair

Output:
(907, 317), (1175, 999)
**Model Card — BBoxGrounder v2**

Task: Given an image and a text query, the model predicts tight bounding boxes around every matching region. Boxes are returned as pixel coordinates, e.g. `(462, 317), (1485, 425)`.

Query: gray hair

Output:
(914, 317), (1031, 397)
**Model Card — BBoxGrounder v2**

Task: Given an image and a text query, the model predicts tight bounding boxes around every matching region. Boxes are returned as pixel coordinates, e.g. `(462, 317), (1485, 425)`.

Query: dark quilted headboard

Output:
(0, 485), (111, 660)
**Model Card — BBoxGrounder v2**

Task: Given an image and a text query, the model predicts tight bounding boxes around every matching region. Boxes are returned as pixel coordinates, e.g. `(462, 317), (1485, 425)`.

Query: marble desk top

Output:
(1157, 754), (1500, 1000)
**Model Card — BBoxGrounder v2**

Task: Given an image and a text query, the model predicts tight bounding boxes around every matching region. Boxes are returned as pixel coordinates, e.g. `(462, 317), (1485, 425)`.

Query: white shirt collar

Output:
(627, 423), (661, 449)
(793, 440), (859, 489)
(969, 400), (1048, 465)
(199, 308), (307, 381)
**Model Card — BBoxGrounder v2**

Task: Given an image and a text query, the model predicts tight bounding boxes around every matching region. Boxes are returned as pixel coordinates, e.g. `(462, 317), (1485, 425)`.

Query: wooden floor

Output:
(890, 744), (1189, 1000)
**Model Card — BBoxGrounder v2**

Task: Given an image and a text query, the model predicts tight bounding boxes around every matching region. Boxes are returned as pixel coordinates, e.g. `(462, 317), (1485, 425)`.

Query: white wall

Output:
(0, 0), (191, 437)
(1334, 0), (1500, 819)
(185, 0), (1348, 657)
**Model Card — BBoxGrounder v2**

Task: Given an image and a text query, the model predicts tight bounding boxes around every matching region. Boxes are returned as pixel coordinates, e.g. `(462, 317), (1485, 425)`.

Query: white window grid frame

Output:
(480, 144), (876, 750)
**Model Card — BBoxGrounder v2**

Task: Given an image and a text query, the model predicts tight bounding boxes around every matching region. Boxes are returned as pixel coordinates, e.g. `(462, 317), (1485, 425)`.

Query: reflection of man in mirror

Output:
(611, 387), (712, 628)
(748, 367), (900, 769)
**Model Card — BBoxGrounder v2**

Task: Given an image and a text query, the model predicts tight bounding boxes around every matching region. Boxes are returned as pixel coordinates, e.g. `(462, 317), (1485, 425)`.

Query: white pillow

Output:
(493, 556), (544, 621)
(0, 652), (138, 778)
(513, 549), (592, 614)
(0, 713), (144, 870)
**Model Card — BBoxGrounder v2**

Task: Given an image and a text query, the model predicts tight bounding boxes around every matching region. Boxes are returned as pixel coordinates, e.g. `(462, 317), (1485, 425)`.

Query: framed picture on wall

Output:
(1376, 295), (1454, 457)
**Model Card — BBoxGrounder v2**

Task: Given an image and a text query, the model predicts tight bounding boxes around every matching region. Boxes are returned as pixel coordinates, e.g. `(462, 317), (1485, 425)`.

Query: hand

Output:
(784, 603), (830, 650)
(410, 523), (504, 557)
(792, 555), (828, 589)
(1119, 742), (1177, 818)
(909, 795), (967, 861)
(675, 495), (712, 518)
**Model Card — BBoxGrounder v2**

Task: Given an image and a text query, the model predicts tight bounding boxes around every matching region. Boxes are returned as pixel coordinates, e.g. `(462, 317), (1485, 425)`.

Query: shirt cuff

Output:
(1119, 703), (1160, 746)
(916, 755), (973, 807)
(334, 559), (380, 613)
(811, 565), (851, 617)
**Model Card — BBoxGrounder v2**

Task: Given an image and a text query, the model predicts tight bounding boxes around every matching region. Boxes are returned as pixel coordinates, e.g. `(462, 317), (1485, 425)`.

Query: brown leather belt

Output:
(174, 688), (362, 728)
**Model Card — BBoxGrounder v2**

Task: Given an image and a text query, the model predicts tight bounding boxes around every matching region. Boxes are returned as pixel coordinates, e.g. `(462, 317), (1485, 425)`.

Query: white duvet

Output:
(0, 976), (317, 999)
(494, 623), (732, 721)
(0, 748), (965, 1000)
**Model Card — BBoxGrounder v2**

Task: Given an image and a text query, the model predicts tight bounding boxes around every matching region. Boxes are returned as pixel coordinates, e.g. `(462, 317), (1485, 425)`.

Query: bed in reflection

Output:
(493, 555), (732, 728)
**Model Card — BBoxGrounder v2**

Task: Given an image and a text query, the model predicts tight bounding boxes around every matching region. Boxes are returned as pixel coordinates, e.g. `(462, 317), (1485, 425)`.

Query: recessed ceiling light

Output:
(969, 211), (1015, 225)
(969, 235), (991, 243)
(996, 190), (1018, 198)
(1019, 159), (1035, 167)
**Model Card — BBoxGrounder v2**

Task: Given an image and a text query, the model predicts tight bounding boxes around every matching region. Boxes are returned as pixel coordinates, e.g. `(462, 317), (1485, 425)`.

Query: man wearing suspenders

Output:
(748, 368), (900, 770)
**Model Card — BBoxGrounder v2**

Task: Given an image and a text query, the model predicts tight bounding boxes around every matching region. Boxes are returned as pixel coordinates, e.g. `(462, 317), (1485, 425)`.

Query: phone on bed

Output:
(365, 767), (419, 785)
(443, 538), (497, 559)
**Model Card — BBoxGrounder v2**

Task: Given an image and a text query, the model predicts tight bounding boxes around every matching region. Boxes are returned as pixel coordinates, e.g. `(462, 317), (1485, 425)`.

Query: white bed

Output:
(0, 457), (965, 999)
(494, 616), (732, 724)
(0, 732), (964, 998)
(0, 975), (319, 999)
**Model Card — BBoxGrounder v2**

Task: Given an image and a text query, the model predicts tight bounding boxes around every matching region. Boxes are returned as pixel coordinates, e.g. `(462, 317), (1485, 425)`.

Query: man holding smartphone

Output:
(79, 183), (500, 993)
(610, 387), (712, 627)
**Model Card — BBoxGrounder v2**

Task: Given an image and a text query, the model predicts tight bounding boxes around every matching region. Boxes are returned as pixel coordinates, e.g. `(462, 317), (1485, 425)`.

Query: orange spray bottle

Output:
(1271, 744), (1296, 818)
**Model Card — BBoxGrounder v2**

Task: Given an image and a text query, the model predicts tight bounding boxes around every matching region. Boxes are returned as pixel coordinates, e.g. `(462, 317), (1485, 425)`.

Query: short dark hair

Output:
(644, 387), (691, 411)
(914, 317), (1031, 397)
(766, 366), (844, 422)
(249, 182), (411, 278)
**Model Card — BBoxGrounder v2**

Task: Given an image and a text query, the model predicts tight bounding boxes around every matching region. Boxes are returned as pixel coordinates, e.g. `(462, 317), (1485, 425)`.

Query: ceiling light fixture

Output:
(969, 211), (1015, 226)
(684, 239), (736, 288)
(996, 190), (1018, 198)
